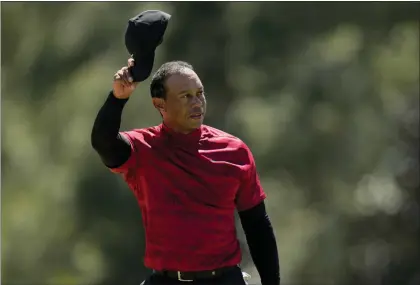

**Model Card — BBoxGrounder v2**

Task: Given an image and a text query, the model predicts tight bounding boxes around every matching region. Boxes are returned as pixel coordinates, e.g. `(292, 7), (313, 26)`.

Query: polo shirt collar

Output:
(160, 123), (202, 146)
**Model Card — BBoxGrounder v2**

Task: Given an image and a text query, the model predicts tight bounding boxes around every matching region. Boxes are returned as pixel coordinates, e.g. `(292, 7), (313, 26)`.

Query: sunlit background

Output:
(1, 2), (419, 285)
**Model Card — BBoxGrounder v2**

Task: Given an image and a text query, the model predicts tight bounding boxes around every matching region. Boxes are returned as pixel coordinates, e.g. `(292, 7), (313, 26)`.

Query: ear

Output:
(152, 98), (166, 114)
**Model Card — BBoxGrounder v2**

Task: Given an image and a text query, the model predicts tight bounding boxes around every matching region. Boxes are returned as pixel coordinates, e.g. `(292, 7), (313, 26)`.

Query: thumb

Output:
(129, 83), (138, 91)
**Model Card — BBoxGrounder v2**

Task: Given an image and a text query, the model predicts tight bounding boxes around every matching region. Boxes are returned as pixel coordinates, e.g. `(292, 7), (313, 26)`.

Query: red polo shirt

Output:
(110, 123), (266, 271)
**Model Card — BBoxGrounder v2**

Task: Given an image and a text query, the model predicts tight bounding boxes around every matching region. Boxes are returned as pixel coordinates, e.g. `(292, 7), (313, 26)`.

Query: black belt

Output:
(153, 265), (238, 282)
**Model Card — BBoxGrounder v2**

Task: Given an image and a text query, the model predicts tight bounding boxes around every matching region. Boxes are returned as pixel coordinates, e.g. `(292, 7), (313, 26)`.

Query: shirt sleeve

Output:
(235, 143), (267, 212)
(91, 91), (132, 169)
(109, 130), (140, 175)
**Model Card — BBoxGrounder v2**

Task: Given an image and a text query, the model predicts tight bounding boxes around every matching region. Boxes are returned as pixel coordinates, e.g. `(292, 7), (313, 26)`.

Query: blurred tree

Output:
(1, 2), (419, 285)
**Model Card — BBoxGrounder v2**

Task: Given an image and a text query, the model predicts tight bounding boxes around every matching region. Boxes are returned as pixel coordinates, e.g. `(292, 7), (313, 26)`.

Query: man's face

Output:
(155, 68), (206, 133)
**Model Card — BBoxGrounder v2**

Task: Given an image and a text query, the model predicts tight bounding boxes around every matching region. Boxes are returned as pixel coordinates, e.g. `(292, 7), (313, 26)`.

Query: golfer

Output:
(91, 57), (280, 285)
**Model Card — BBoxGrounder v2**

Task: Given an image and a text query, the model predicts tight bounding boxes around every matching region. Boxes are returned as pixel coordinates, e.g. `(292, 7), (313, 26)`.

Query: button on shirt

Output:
(110, 123), (266, 271)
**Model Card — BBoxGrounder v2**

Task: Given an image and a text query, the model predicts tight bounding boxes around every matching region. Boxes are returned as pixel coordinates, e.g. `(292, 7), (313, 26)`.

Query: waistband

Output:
(153, 265), (239, 282)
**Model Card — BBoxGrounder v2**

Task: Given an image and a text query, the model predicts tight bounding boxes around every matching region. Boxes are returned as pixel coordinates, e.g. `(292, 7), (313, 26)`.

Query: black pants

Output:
(141, 266), (247, 285)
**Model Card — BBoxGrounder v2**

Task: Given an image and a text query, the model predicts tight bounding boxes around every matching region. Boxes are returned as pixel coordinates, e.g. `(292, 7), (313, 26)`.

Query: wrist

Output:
(108, 90), (129, 106)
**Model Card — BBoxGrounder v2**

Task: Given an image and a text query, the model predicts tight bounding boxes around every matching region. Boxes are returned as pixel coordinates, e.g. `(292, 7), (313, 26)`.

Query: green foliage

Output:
(2, 2), (419, 285)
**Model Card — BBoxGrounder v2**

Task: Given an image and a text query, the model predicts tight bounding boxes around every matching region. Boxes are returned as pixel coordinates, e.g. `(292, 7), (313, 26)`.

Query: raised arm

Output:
(91, 58), (138, 168)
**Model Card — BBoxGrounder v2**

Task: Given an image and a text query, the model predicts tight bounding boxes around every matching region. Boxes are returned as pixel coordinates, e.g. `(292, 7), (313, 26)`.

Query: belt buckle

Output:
(177, 271), (193, 282)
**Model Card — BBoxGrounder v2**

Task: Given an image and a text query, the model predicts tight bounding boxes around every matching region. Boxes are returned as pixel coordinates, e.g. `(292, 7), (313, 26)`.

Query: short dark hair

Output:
(150, 61), (194, 99)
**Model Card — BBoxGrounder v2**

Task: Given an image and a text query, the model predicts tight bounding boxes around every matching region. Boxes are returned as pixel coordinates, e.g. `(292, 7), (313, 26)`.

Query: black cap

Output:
(124, 10), (171, 82)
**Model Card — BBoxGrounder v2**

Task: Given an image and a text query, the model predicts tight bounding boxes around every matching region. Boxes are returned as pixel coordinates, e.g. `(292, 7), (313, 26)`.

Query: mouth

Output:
(189, 113), (203, 120)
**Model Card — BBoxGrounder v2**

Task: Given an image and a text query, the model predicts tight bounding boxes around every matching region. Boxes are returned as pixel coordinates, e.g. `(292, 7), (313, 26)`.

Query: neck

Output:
(162, 120), (198, 135)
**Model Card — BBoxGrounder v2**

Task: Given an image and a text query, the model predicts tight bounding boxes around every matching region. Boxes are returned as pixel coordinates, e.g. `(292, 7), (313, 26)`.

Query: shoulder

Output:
(202, 125), (253, 158)
(121, 125), (161, 145)
(202, 124), (242, 142)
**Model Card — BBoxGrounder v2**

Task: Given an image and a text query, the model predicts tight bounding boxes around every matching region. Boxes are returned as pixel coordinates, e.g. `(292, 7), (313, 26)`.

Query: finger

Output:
(117, 67), (130, 85)
(128, 58), (135, 67)
(114, 71), (123, 81)
(123, 68), (133, 83)
(114, 74), (120, 80)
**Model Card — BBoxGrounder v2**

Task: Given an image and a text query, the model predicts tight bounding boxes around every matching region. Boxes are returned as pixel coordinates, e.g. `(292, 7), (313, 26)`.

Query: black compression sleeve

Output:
(91, 91), (132, 168)
(239, 201), (281, 285)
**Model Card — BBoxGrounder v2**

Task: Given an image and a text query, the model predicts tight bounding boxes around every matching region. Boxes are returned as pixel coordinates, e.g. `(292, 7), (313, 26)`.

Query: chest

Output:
(138, 143), (243, 209)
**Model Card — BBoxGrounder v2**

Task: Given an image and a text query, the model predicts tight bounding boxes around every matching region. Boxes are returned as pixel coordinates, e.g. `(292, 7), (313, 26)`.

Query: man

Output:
(91, 58), (280, 285)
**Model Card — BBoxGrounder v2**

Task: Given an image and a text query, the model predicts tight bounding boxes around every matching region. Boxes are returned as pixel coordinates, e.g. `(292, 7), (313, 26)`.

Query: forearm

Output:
(239, 202), (280, 285)
(91, 91), (131, 168)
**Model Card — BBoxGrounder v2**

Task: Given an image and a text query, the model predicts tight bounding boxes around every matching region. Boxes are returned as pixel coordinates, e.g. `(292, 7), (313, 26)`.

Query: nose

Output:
(191, 96), (202, 108)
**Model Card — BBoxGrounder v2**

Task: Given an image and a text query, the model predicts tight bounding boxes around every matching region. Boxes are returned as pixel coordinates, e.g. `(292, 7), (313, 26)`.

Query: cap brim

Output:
(129, 51), (155, 82)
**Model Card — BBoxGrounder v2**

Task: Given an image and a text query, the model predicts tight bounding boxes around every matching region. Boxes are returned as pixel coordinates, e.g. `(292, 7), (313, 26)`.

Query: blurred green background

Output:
(1, 2), (419, 285)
